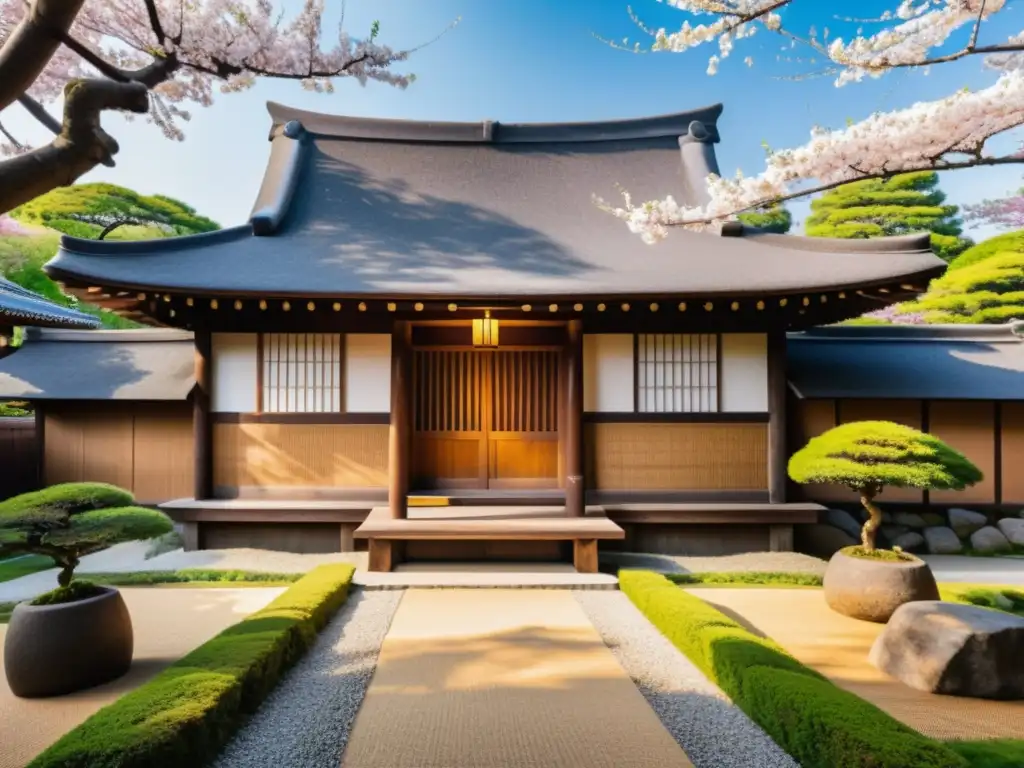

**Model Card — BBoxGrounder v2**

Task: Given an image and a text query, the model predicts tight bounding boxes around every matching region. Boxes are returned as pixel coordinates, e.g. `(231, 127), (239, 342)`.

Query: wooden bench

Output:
(353, 505), (625, 573)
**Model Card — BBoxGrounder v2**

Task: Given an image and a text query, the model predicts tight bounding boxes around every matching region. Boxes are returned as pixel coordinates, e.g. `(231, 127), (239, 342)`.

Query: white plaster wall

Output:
(211, 333), (258, 412)
(583, 334), (634, 412)
(720, 333), (768, 412)
(345, 334), (391, 412)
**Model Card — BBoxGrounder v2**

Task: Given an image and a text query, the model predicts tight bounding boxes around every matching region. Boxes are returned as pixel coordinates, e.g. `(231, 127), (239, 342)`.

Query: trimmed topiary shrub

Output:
(788, 421), (982, 552)
(904, 251), (1024, 324)
(0, 482), (171, 587)
(28, 564), (355, 768)
(620, 570), (969, 768)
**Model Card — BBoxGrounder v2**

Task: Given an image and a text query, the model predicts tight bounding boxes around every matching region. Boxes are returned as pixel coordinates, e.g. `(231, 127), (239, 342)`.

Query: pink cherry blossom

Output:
(963, 191), (1024, 230)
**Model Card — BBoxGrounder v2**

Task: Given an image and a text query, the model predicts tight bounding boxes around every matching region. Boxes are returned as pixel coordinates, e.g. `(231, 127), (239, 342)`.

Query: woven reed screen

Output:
(585, 422), (768, 490)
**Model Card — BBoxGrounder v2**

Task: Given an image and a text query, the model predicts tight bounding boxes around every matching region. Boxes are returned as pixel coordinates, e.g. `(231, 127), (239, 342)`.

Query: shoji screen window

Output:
(636, 334), (719, 413)
(261, 334), (342, 413)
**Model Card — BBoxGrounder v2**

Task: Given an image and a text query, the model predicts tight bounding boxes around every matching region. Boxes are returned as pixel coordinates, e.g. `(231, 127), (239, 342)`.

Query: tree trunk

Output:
(56, 555), (79, 587)
(859, 490), (883, 552)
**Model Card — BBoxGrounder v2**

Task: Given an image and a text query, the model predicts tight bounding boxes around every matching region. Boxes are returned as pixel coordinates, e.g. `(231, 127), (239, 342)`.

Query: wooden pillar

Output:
(564, 319), (584, 517)
(193, 330), (213, 500)
(767, 329), (788, 504)
(388, 320), (412, 519)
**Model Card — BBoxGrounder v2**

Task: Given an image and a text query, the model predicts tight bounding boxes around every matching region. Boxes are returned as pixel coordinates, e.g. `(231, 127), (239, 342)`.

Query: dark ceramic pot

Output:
(4, 586), (133, 698)
(823, 549), (940, 623)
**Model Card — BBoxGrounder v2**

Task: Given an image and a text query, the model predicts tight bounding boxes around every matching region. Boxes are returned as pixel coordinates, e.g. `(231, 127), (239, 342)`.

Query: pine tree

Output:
(738, 203), (792, 233)
(805, 171), (972, 261)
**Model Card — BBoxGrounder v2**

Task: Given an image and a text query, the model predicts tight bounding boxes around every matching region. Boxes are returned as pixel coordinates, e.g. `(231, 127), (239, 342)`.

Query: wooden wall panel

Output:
(587, 422), (767, 491)
(789, 399), (839, 502)
(213, 423), (388, 490)
(412, 434), (484, 487)
(928, 401), (996, 504)
(489, 437), (558, 484)
(1001, 403), (1024, 504)
(133, 405), (195, 502)
(0, 417), (38, 498)
(838, 399), (924, 503)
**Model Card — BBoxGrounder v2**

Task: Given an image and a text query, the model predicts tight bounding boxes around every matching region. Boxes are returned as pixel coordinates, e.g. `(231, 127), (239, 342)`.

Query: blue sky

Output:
(5, 0), (1023, 240)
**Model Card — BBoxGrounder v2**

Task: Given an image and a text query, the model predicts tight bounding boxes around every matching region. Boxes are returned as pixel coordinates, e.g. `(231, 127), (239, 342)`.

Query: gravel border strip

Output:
(575, 590), (799, 768)
(214, 589), (402, 768)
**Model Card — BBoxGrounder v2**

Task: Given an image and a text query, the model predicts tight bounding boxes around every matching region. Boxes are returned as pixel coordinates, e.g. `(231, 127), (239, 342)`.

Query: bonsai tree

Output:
(0, 482), (173, 588)
(788, 421), (982, 552)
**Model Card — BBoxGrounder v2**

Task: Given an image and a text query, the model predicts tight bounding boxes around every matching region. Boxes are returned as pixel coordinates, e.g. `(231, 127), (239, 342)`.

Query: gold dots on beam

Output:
(307, 301), (315, 312)
(678, 302), (687, 312)
(259, 300), (267, 311)
(282, 301), (291, 312)
(819, 295), (827, 303)
(210, 299), (219, 310)
(802, 296), (810, 307)
(649, 302), (659, 312)
(333, 302), (342, 312)
(779, 298), (788, 307)
(731, 301), (739, 311)
(169, 309), (176, 318)
(878, 287), (890, 294)
(704, 301), (713, 312)
(838, 292), (846, 299)
(756, 300), (765, 311)
(137, 293), (146, 301)
(234, 300), (243, 311)
(186, 297), (194, 307)
(414, 302), (424, 312)
(621, 303), (630, 312)
(448, 303), (457, 312)
(900, 284), (915, 291)
(162, 294), (171, 303)
(549, 304), (558, 313)
(358, 302), (367, 312)
(597, 303), (606, 312)
(574, 303), (583, 312)
(387, 302), (397, 312)
(522, 304), (532, 312)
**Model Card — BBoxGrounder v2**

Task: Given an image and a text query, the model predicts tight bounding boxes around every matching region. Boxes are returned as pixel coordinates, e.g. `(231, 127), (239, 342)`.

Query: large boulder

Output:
(996, 517), (1024, 546)
(971, 526), (1012, 554)
(949, 508), (987, 537)
(823, 548), (939, 623)
(892, 531), (925, 553)
(795, 524), (858, 560)
(823, 508), (863, 540)
(869, 601), (1024, 699)
(893, 512), (928, 529)
(923, 526), (963, 555)
(920, 512), (947, 528)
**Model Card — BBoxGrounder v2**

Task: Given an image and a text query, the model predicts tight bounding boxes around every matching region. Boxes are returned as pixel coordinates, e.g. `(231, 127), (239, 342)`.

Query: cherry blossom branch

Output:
(962, 190), (1024, 229)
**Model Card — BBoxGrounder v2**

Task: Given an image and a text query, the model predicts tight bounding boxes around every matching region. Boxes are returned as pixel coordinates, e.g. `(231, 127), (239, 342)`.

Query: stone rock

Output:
(996, 517), (1024, 546)
(893, 512), (928, 529)
(923, 526), (964, 555)
(949, 508), (988, 538)
(892, 532), (926, 553)
(971, 526), (1012, 554)
(878, 525), (909, 547)
(824, 508), (863, 540)
(794, 524), (858, 560)
(920, 512), (947, 527)
(869, 601), (1024, 699)
(824, 550), (939, 623)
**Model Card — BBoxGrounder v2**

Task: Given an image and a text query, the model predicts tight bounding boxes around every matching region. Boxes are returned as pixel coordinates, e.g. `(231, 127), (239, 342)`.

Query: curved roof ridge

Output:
(791, 322), (1024, 343)
(0, 277), (100, 329)
(53, 224), (253, 258)
(22, 327), (193, 343)
(265, 101), (725, 144)
(737, 228), (933, 255)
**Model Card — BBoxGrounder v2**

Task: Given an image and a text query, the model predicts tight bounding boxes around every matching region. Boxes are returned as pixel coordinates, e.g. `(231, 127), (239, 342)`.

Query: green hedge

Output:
(28, 563), (356, 768)
(620, 570), (969, 768)
(948, 739), (1024, 768)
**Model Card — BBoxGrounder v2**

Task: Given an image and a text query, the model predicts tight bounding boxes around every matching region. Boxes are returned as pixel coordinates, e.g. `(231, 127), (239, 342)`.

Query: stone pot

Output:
(823, 548), (939, 623)
(4, 586), (133, 698)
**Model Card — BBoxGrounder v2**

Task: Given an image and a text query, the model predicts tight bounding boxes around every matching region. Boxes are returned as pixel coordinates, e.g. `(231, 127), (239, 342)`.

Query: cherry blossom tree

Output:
(597, 1), (1024, 243)
(0, 0), (455, 214)
(963, 188), (1024, 229)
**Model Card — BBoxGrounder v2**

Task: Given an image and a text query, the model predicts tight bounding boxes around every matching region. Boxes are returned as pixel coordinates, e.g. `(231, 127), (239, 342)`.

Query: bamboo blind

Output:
(637, 334), (718, 413)
(261, 333), (342, 413)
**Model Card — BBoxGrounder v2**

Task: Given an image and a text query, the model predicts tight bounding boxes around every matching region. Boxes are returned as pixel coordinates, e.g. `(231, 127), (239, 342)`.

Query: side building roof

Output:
(0, 277), (100, 330)
(0, 328), (194, 401)
(44, 102), (944, 320)
(787, 322), (1024, 401)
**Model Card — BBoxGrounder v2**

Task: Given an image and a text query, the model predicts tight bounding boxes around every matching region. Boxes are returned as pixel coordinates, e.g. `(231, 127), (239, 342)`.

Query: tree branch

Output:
(0, 78), (149, 213)
(17, 93), (61, 135)
(0, 0), (88, 113)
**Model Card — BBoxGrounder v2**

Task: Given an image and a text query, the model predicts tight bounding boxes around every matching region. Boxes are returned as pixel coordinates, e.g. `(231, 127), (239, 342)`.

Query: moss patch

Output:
(30, 581), (107, 606)
(940, 584), (1024, 617)
(84, 569), (303, 587)
(841, 545), (918, 562)
(666, 571), (824, 587)
(28, 564), (355, 768)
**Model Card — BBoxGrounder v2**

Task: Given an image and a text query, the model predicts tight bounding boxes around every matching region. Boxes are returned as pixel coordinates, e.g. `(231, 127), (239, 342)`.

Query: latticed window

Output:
(261, 334), (342, 413)
(636, 334), (719, 413)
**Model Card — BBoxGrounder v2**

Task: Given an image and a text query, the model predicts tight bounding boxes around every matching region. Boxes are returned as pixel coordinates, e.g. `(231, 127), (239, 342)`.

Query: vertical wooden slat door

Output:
(412, 349), (559, 490)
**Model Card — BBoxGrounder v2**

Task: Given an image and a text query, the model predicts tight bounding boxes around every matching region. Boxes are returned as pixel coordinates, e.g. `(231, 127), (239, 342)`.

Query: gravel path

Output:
(575, 591), (799, 768)
(213, 589), (401, 768)
(601, 550), (827, 576)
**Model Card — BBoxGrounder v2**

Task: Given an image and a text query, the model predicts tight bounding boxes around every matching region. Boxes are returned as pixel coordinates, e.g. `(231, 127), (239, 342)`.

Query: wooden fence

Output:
(0, 417), (39, 500)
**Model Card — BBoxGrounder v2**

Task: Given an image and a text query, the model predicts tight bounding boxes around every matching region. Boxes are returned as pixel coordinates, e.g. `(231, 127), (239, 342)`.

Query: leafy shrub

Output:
(620, 570), (969, 768)
(665, 571), (823, 587)
(0, 483), (171, 587)
(906, 251), (1024, 324)
(947, 229), (1024, 271)
(947, 739), (1024, 768)
(29, 564), (355, 768)
(788, 421), (982, 550)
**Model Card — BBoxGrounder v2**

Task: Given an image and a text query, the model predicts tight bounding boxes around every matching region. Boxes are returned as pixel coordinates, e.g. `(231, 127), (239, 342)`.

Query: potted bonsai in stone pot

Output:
(0, 482), (173, 697)
(789, 421), (982, 623)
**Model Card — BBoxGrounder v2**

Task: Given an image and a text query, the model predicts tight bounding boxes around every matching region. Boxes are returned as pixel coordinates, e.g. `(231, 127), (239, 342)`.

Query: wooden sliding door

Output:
(412, 349), (559, 489)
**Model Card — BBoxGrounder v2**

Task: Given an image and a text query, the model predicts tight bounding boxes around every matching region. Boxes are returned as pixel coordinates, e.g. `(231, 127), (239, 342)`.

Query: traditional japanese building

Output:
(0, 276), (99, 345)
(25, 101), (952, 571)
